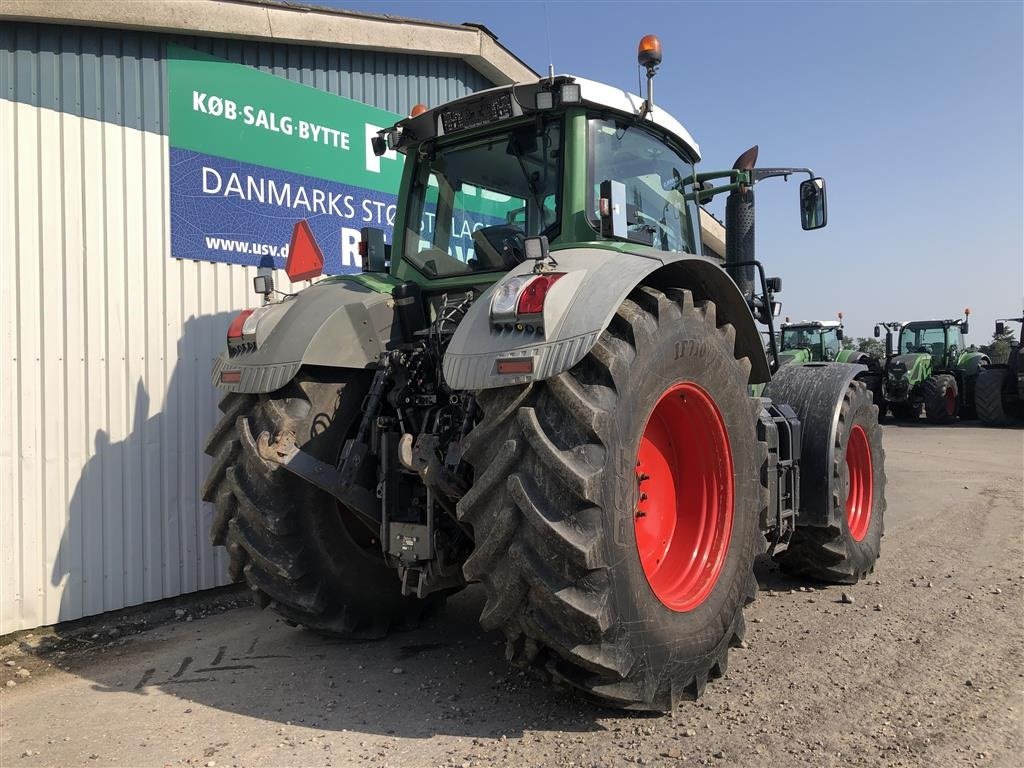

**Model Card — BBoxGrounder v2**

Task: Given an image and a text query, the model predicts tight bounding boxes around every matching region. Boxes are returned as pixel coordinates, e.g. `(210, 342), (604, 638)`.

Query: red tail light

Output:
(517, 273), (564, 316)
(227, 309), (255, 340)
(286, 220), (324, 281)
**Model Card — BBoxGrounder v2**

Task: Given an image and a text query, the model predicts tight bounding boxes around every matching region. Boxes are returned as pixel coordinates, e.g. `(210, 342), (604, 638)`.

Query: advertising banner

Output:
(167, 44), (404, 275)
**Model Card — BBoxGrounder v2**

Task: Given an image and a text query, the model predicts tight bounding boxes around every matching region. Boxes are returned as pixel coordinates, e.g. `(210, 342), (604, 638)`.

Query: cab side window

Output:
(588, 119), (698, 254)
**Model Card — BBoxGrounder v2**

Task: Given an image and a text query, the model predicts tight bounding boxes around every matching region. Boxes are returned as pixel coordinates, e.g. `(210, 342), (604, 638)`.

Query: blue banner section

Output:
(169, 148), (397, 275)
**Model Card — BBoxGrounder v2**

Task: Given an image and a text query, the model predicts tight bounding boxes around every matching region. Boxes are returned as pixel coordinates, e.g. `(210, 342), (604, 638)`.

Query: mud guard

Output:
(212, 278), (397, 394)
(762, 362), (868, 529)
(442, 246), (769, 390)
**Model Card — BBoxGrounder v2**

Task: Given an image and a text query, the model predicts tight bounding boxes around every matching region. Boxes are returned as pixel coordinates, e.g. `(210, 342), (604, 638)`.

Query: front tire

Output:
(202, 371), (442, 638)
(775, 381), (886, 584)
(458, 287), (765, 710)
(922, 373), (959, 424)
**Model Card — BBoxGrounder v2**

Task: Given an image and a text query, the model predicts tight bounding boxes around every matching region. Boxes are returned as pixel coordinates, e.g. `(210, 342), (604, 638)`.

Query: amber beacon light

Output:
(637, 34), (663, 68)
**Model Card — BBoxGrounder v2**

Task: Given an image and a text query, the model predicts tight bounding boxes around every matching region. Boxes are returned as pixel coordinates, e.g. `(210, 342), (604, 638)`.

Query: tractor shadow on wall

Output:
(50, 312), (235, 641)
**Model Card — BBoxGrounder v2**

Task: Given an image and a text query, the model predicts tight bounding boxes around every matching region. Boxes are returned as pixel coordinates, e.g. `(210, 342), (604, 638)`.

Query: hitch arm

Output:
(257, 431), (380, 531)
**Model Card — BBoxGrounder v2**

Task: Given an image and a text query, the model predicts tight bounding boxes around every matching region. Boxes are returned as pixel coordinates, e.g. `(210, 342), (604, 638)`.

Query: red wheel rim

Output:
(945, 386), (956, 416)
(634, 382), (734, 612)
(845, 424), (873, 542)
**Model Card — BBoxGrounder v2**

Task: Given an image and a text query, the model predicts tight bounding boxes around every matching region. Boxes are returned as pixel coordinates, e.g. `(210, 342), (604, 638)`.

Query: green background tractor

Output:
(977, 317), (1024, 426)
(778, 315), (884, 410)
(875, 311), (987, 423)
(201, 38), (886, 710)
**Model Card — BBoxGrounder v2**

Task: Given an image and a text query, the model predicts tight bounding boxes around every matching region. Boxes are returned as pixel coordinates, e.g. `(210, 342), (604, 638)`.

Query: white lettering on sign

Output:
(200, 166), (361, 219)
(340, 227), (362, 267)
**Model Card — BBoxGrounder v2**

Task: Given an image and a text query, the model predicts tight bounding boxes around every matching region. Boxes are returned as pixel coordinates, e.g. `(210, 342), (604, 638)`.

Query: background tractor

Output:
(976, 317), (1024, 426)
(202, 37), (886, 711)
(874, 312), (987, 423)
(778, 314), (884, 408)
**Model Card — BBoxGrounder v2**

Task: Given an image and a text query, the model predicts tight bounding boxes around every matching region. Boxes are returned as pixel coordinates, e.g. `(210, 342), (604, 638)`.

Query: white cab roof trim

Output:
(570, 75), (701, 160)
(783, 321), (842, 328)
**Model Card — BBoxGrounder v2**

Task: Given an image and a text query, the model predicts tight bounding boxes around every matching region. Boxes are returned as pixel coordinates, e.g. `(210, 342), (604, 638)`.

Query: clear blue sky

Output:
(330, 0), (1022, 341)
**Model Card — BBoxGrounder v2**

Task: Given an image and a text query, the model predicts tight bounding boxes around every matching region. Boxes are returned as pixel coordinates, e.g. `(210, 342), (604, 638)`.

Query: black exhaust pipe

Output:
(725, 145), (758, 302)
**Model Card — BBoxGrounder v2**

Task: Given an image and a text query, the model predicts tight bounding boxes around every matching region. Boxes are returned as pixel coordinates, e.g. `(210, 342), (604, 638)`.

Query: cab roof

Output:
(781, 320), (842, 329)
(569, 75), (701, 160)
(389, 74), (701, 160)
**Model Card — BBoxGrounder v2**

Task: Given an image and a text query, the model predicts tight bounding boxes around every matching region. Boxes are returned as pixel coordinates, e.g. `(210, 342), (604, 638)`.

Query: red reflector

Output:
(516, 273), (564, 316)
(227, 309), (254, 340)
(286, 219), (324, 281)
(220, 370), (242, 384)
(358, 240), (368, 257)
(497, 358), (534, 375)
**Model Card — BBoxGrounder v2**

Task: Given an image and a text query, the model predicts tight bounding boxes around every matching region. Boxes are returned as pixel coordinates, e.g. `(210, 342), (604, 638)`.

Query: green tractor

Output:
(778, 315), (884, 409)
(202, 37), (886, 710)
(874, 311), (987, 423)
(976, 317), (1024, 426)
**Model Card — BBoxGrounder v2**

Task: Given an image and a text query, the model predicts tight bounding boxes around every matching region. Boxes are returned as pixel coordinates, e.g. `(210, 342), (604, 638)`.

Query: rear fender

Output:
(442, 247), (769, 391)
(212, 280), (396, 393)
(762, 362), (868, 529)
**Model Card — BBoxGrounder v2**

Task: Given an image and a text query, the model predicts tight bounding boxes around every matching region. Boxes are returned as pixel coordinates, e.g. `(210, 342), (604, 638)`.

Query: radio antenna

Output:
(544, 2), (554, 81)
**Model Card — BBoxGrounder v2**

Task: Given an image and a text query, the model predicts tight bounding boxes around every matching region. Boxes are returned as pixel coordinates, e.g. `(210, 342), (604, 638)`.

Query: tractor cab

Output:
(897, 318), (968, 370)
(364, 71), (727, 298)
(779, 319), (843, 363)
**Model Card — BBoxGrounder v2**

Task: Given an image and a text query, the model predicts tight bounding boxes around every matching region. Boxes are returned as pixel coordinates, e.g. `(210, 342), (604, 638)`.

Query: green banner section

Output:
(167, 44), (404, 193)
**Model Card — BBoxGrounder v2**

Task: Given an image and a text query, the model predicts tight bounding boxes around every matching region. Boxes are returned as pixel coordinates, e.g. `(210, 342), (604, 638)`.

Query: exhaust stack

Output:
(725, 145), (758, 301)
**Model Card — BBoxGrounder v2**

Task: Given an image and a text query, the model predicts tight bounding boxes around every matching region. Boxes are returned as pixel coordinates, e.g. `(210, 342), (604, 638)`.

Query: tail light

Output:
(490, 273), (565, 324)
(227, 309), (255, 341)
(517, 274), (564, 316)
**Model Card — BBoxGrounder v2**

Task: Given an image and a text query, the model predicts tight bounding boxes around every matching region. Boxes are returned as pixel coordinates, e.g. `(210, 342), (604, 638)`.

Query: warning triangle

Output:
(285, 219), (324, 281)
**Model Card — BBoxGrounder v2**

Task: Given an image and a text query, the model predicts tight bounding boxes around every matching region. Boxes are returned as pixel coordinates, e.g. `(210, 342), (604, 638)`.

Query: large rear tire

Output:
(775, 381), (885, 584)
(202, 370), (442, 638)
(976, 368), (1013, 426)
(458, 287), (765, 711)
(922, 373), (959, 424)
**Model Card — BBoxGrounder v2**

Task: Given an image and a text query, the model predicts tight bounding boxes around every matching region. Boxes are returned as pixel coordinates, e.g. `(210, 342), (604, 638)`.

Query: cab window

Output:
(587, 118), (699, 253)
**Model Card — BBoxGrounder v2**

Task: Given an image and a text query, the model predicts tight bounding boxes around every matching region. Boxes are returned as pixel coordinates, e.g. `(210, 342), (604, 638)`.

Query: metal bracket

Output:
(256, 430), (380, 531)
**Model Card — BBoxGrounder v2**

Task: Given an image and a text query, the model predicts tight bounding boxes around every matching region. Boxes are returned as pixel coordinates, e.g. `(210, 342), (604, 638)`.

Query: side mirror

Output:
(766, 276), (782, 293)
(961, 320), (969, 335)
(836, 328), (844, 341)
(873, 325), (881, 338)
(996, 321), (1006, 336)
(799, 177), (827, 230)
(599, 179), (627, 239)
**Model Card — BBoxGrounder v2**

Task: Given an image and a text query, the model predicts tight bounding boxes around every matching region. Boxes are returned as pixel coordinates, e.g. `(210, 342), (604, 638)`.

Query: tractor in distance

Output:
(873, 311), (987, 423)
(202, 35), (886, 711)
(777, 314), (884, 411)
(976, 316), (1024, 426)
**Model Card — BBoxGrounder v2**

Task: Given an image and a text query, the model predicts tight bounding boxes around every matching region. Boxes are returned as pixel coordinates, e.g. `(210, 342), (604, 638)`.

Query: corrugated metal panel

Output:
(1, 22), (491, 132)
(0, 22), (496, 634)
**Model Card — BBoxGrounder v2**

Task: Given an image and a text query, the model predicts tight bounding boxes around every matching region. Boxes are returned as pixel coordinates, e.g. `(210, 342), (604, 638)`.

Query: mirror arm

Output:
(752, 167), (815, 183)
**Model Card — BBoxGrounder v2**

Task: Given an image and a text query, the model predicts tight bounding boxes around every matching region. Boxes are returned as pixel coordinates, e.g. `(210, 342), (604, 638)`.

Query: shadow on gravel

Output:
(16, 586), (624, 739)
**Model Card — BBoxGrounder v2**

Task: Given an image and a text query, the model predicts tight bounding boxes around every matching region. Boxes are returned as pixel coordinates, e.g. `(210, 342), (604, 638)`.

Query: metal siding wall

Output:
(0, 22), (493, 634)
(1, 23), (491, 130)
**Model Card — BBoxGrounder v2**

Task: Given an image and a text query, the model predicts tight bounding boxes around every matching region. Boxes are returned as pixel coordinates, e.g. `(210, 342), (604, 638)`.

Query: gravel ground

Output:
(1, 423), (1021, 768)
